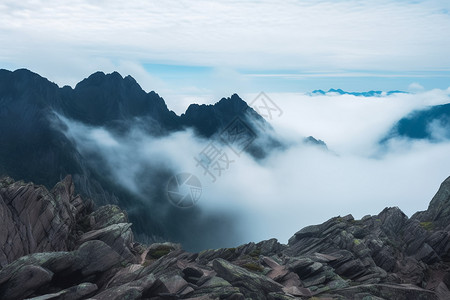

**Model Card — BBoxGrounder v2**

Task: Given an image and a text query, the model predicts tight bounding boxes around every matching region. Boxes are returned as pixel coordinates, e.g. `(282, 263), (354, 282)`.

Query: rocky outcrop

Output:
(0, 175), (84, 267)
(412, 176), (450, 230)
(1, 175), (450, 299)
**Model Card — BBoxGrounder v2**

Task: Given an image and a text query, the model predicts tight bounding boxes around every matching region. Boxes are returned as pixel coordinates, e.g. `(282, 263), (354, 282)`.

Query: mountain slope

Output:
(383, 103), (450, 141)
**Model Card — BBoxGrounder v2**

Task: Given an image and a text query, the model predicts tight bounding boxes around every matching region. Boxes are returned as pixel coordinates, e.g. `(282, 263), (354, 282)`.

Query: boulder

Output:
(86, 205), (128, 230)
(25, 282), (98, 300)
(330, 283), (438, 300)
(77, 223), (136, 263)
(212, 258), (283, 299)
(0, 175), (83, 267)
(188, 276), (241, 299)
(0, 265), (53, 300)
(74, 240), (123, 277)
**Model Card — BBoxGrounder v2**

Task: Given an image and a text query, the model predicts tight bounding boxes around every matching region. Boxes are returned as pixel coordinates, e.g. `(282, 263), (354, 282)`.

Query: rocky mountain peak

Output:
(412, 176), (450, 229)
(377, 206), (408, 236)
(0, 69), (59, 107)
(181, 93), (264, 138)
(75, 71), (136, 90)
(0, 175), (83, 267)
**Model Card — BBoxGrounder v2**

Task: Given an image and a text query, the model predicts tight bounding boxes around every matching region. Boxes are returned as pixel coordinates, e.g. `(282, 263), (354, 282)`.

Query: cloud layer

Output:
(1, 0), (450, 94)
(57, 89), (450, 248)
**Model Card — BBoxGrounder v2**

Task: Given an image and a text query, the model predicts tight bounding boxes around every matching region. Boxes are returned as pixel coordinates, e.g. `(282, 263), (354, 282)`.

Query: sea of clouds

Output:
(58, 89), (450, 249)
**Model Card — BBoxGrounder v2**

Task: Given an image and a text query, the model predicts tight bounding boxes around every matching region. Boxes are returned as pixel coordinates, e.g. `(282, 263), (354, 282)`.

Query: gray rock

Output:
(188, 276), (241, 299)
(75, 240), (123, 277)
(86, 205), (128, 230)
(0, 251), (75, 285)
(212, 258), (283, 299)
(104, 264), (144, 288)
(78, 223), (136, 263)
(412, 176), (450, 230)
(414, 243), (440, 264)
(151, 274), (189, 295)
(92, 286), (142, 300)
(0, 176), (82, 267)
(25, 282), (98, 300)
(0, 264), (53, 300)
(97, 273), (157, 300)
(1, 175), (450, 300)
(330, 283), (438, 300)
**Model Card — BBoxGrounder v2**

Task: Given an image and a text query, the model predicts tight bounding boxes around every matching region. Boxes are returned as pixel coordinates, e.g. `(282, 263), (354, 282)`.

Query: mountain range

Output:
(1, 68), (450, 250)
(0, 68), (269, 187)
(0, 69), (289, 251)
(1, 68), (450, 299)
(311, 89), (406, 97)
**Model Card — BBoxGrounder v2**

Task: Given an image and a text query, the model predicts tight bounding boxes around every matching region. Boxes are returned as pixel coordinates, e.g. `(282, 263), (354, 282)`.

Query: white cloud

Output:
(409, 82), (425, 91)
(56, 90), (450, 248)
(1, 0), (450, 88)
(256, 89), (450, 155)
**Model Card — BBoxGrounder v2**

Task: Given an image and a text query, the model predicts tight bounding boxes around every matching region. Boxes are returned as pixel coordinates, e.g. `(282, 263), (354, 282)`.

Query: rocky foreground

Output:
(0, 176), (450, 300)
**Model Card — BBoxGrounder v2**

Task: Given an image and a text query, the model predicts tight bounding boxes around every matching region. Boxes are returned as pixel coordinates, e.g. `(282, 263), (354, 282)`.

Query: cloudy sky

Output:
(2, 0), (450, 247)
(1, 0), (450, 110)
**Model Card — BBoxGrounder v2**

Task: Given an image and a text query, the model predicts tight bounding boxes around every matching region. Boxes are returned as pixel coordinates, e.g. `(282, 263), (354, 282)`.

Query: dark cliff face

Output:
(1, 175), (450, 300)
(0, 69), (82, 187)
(59, 71), (180, 131)
(180, 94), (262, 137)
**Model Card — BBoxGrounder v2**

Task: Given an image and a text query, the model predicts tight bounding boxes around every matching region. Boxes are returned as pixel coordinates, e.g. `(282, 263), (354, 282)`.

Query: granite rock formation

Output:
(0, 175), (450, 299)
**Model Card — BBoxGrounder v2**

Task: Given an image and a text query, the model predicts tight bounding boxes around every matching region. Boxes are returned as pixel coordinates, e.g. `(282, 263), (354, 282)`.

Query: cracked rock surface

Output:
(0, 176), (450, 299)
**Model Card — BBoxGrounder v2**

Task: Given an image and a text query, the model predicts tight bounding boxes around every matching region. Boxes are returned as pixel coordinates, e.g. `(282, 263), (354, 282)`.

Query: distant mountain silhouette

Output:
(181, 94), (259, 137)
(59, 71), (180, 131)
(312, 88), (406, 97)
(382, 103), (450, 142)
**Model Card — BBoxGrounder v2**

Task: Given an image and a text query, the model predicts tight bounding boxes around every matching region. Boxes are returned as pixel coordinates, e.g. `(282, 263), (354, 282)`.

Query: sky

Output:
(2, 0), (450, 248)
(1, 0), (450, 112)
